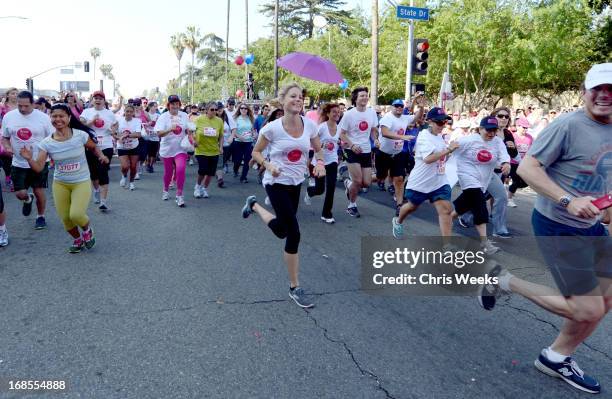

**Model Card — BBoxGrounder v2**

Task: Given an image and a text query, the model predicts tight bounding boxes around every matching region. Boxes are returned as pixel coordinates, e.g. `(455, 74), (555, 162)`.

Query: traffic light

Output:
(25, 78), (33, 93)
(84, 61), (90, 72)
(412, 39), (429, 76)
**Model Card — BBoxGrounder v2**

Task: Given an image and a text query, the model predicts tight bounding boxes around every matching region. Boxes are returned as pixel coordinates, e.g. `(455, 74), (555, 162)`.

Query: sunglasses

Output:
(496, 114), (510, 119)
(432, 120), (447, 126)
(208, 108), (217, 112)
(393, 104), (404, 108)
(240, 107), (248, 110)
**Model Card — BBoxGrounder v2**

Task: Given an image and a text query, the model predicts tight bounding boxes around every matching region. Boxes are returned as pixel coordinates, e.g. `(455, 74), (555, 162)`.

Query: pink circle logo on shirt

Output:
(150, 120), (156, 127)
(287, 149), (302, 162)
(94, 119), (105, 128)
(476, 149), (493, 163)
(358, 121), (369, 131)
(397, 128), (405, 135)
(16, 128), (32, 140)
(325, 142), (335, 151)
(173, 125), (183, 135)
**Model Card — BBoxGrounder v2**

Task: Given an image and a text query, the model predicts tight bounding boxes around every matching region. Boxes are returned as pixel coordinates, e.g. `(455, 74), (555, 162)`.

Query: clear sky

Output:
(1, 0), (370, 99)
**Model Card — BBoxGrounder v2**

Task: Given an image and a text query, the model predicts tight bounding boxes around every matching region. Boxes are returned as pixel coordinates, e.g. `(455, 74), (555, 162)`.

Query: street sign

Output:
(396, 5), (429, 21)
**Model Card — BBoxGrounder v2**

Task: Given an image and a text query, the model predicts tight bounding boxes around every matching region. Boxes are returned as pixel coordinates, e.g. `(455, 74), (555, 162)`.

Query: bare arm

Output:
(381, 125), (415, 141)
(21, 147), (48, 173)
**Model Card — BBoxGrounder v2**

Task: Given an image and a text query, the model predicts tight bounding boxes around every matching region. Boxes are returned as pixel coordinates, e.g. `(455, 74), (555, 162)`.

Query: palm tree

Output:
(370, 0), (378, 105)
(183, 26), (202, 103)
(90, 47), (101, 82)
(170, 34), (186, 98)
(99, 64), (115, 96)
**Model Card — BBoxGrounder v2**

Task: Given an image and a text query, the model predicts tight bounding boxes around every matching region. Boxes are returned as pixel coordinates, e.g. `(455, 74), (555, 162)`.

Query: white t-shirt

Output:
(116, 117), (142, 150)
(222, 114), (237, 147)
(145, 112), (160, 142)
(406, 129), (449, 193)
(261, 117), (317, 186)
(378, 114), (415, 155)
(1, 109), (53, 168)
(454, 134), (510, 191)
(338, 107), (378, 153)
(154, 111), (194, 158)
(38, 130), (90, 183)
(80, 107), (117, 150)
(311, 122), (340, 166)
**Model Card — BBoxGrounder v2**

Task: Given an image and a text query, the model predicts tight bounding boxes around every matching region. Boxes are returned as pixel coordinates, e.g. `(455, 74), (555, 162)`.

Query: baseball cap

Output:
(216, 101), (224, 109)
(227, 98), (236, 106)
(132, 98), (142, 106)
(92, 90), (105, 99)
(516, 117), (530, 128)
(391, 99), (404, 107)
(584, 63), (612, 90)
(167, 95), (181, 103)
(426, 107), (451, 122)
(480, 116), (499, 130)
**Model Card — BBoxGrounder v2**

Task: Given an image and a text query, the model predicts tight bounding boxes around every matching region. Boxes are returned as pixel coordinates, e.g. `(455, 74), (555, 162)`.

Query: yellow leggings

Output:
(52, 180), (91, 231)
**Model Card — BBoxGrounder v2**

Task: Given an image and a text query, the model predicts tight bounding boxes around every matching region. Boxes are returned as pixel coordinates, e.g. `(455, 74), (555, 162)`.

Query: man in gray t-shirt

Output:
(477, 63), (611, 394)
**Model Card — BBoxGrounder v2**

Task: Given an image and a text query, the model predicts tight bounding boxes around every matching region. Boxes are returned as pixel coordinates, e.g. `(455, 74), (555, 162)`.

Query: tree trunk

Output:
(178, 60), (182, 98)
(226, 0), (230, 96)
(191, 52), (195, 103)
(370, 0), (378, 105)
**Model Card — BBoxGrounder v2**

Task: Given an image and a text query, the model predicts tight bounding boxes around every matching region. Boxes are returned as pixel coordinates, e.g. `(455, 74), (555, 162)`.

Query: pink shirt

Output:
(512, 132), (533, 164)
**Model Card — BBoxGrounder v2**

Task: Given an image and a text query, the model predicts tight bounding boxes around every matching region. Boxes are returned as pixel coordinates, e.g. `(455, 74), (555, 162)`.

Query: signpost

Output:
(396, 5), (429, 21)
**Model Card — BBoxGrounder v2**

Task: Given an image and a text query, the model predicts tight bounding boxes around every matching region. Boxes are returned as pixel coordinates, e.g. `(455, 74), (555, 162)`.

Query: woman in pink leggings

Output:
(154, 95), (195, 207)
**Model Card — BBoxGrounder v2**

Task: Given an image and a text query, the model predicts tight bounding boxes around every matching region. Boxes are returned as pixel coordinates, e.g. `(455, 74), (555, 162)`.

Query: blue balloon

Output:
(339, 79), (348, 90)
(245, 54), (255, 65)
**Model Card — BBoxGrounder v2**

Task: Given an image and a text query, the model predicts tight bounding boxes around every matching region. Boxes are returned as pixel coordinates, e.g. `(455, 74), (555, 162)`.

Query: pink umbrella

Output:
(277, 52), (343, 84)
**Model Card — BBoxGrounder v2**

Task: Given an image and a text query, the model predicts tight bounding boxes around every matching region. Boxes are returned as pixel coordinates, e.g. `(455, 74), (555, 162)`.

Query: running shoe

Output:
(223, 165), (229, 174)
(201, 188), (209, 198)
(492, 232), (512, 239)
(134, 173), (140, 181)
(320, 216), (335, 224)
(392, 217), (404, 239)
(93, 190), (101, 204)
(240, 178), (249, 184)
(189, 158), (194, 166)
(303, 193), (312, 205)
(194, 186), (203, 198)
(346, 206), (360, 218)
(129, 182), (135, 191)
(507, 199), (517, 208)
(217, 178), (225, 188)
(534, 352), (600, 394)
(308, 177), (315, 188)
(377, 181), (386, 191)
(68, 238), (85, 254)
(481, 239), (500, 255)
(34, 216), (46, 230)
(162, 191), (170, 201)
(82, 228), (96, 250)
(146, 165), (154, 173)
(388, 185), (395, 195)
(361, 187), (368, 193)
(242, 195), (257, 218)
(0, 228), (8, 247)
(477, 264), (504, 310)
(233, 173), (239, 178)
(176, 196), (185, 207)
(22, 193), (34, 216)
(119, 176), (127, 188)
(289, 287), (314, 308)
(99, 202), (109, 212)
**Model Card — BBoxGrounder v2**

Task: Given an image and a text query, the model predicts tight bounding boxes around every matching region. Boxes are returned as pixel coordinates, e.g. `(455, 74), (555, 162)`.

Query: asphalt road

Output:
(0, 160), (610, 399)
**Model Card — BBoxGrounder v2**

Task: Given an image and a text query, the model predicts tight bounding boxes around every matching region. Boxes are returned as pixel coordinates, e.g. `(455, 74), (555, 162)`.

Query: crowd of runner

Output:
(0, 63), (610, 394)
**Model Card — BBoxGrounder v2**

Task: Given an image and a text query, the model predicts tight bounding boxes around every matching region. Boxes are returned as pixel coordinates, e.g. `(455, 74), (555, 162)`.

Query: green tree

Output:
(170, 34), (186, 98)
(183, 26), (202, 102)
(89, 47), (101, 82)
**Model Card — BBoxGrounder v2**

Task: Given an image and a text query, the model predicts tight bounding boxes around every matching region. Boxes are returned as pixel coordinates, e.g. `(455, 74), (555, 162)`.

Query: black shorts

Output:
(453, 187), (489, 225)
(147, 141), (160, 157)
(11, 164), (49, 191)
(118, 148), (139, 157)
(0, 180), (4, 213)
(196, 155), (219, 176)
(345, 149), (372, 168)
(376, 151), (410, 178)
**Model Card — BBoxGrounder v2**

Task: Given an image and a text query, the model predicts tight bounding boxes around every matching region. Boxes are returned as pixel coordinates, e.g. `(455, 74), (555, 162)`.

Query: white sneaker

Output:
(129, 182), (135, 191)
(481, 239), (500, 255)
(304, 193), (312, 205)
(264, 196), (271, 206)
(507, 199), (517, 208)
(176, 195), (185, 207)
(0, 228), (8, 247)
(201, 188), (209, 198)
(162, 191), (170, 201)
(320, 216), (335, 224)
(194, 185), (202, 198)
(119, 176), (127, 188)
(189, 158), (194, 166)
(93, 190), (101, 204)
(134, 173), (141, 181)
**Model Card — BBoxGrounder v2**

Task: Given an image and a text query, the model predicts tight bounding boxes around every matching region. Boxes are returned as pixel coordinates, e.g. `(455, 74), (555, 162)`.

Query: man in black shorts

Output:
(479, 63), (612, 394)
(0, 178), (8, 246)
(338, 87), (379, 218)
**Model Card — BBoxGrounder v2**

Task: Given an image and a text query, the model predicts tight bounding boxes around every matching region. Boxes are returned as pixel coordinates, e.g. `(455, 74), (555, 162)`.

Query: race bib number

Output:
(57, 162), (81, 173)
(204, 127), (217, 137)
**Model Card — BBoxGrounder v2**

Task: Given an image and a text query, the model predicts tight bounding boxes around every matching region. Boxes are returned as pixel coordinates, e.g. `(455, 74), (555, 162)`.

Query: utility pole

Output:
(404, 0), (415, 100)
(245, 0), (249, 99)
(225, 0), (230, 97)
(371, 0), (379, 105)
(273, 0), (279, 97)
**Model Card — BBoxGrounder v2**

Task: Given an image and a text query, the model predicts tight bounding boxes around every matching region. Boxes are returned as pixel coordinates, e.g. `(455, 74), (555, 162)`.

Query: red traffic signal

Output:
(412, 38), (429, 76)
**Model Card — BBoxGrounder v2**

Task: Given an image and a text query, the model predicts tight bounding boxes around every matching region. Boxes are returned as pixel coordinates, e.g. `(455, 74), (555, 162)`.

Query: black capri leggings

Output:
(307, 162), (338, 219)
(453, 188), (489, 225)
(509, 163), (528, 194)
(0, 155), (11, 178)
(265, 183), (302, 254)
(0, 181), (4, 213)
(86, 148), (114, 186)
